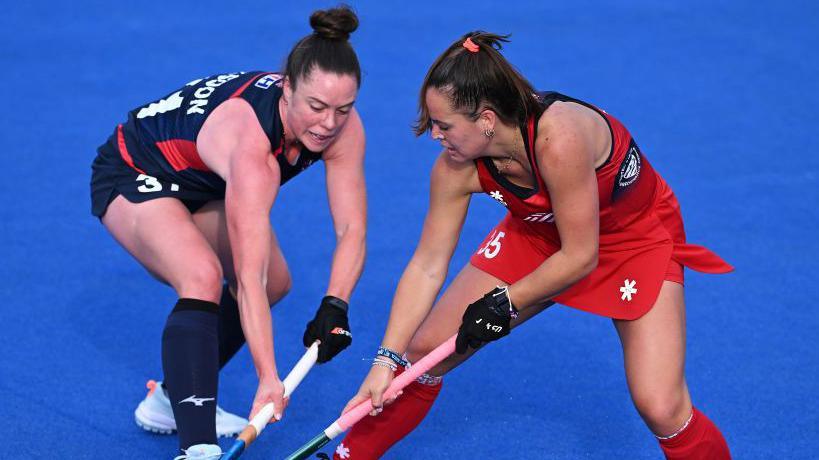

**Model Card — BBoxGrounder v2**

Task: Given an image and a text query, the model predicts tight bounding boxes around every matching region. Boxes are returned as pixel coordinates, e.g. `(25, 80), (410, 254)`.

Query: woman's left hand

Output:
(455, 287), (517, 354)
(303, 296), (353, 363)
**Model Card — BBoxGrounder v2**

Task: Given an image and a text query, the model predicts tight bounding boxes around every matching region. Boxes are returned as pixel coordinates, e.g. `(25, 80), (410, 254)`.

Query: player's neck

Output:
(278, 97), (299, 150)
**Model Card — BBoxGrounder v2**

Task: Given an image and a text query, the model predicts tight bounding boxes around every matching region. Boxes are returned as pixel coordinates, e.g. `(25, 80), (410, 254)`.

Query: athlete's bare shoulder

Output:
(536, 101), (611, 168)
(197, 98), (271, 177)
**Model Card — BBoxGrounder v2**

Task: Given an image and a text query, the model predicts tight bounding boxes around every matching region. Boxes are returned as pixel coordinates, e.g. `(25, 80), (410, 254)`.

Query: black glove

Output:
(303, 296), (352, 363)
(455, 286), (518, 354)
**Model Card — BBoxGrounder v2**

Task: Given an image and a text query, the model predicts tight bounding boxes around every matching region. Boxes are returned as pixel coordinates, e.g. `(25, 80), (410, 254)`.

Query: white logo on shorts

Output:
(619, 279), (638, 301)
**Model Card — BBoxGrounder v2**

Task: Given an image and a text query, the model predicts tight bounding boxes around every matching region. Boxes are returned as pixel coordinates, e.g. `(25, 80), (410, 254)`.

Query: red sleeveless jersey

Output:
(470, 92), (732, 319)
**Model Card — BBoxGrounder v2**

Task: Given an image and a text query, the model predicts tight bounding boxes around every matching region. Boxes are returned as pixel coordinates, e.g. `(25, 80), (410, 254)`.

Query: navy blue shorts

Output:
(90, 140), (221, 218)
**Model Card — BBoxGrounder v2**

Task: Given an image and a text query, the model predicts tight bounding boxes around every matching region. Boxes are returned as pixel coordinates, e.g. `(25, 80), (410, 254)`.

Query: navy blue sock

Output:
(162, 298), (219, 450)
(218, 285), (246, 369)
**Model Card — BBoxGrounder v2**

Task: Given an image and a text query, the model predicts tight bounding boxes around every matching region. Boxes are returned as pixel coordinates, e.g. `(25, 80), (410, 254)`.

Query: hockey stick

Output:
(222, 341), (320, 459)
(283, 335), (456, 460)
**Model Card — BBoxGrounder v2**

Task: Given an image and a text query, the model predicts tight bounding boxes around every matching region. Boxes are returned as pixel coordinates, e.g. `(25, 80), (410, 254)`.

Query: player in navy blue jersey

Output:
(91, 6), (365, 459)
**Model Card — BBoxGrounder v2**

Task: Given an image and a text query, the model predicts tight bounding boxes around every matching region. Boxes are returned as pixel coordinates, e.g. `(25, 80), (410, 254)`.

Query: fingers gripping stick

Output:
(284, 335), (457, 460)
(223, 342), (320, 459)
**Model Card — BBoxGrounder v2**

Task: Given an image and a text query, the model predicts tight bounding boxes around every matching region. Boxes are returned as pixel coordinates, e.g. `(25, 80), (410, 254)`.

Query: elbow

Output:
(565, 249), (598, 282)
(579, 252), (598, 278)
(336, 222), (366, 243)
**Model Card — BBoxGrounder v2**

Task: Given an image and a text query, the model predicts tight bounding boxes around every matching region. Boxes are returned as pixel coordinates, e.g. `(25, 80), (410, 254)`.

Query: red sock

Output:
(658, 407), (731, 460)
(333, 372), (443, 459)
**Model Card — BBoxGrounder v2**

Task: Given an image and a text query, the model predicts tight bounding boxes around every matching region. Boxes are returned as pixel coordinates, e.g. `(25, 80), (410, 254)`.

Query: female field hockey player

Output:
(338, 32), (732, 459)
(91, 6), (365, 459)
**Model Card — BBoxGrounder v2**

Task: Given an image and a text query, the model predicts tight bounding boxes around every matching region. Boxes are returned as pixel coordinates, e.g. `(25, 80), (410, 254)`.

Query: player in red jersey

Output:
(90, 6), (365, 459)
(336, 32), (732, 459)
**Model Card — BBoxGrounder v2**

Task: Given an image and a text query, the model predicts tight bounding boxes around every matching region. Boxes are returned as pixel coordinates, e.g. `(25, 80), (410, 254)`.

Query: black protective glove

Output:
(455, 286), (518, 354)
(303, 296), (352, 363)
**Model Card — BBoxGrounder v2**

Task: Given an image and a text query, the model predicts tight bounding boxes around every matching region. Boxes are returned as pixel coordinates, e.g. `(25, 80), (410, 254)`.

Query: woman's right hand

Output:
(342, 364), (401, 417)
(249, 376), (288, 423)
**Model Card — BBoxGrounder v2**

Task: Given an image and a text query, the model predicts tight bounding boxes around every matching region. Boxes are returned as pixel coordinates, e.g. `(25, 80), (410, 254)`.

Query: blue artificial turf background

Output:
(1, 1), (817, 458)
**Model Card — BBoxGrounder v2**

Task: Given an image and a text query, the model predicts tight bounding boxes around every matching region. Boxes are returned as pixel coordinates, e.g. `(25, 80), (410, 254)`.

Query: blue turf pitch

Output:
(1, 1), (817, 458)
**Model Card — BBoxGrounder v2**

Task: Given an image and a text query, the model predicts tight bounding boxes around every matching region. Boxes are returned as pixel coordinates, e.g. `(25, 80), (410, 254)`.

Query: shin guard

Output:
(162, 298), (219, 450)
(217, 285), (245, 369)
(334, 371), (443, 459)
(658, 407), (731, 460)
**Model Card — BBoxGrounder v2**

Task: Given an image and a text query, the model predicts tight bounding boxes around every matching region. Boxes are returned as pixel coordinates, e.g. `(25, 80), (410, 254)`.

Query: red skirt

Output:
(469, 180), (733, 320)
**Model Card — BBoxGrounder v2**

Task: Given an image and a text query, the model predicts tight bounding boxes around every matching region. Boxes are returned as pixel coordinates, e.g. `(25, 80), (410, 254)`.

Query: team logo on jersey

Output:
(612, 139), (642, 200)
(254, 74), (282, 90)
(523, 212), (555, 223)
(618, 145), (641, 187)
(489, 190), (508, 206)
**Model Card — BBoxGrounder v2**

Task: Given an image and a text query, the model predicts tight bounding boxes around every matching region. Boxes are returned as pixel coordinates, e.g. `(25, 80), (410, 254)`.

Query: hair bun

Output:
(310, 5), (359, 41)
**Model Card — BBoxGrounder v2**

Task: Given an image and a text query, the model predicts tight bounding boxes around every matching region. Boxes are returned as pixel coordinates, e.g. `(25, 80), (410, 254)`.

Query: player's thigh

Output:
(102, 195), (223, 302)
(613, 281), (691, 430)
(191, 200), (291, 302)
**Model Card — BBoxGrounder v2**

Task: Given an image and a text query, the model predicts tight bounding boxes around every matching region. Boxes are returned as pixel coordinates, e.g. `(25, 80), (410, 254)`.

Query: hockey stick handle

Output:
(283, 335), (456, 460)
(223, 341), (319, 459)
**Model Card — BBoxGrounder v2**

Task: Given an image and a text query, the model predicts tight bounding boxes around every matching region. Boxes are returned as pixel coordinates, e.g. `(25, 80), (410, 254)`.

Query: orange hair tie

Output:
(463, 37), (479, 53)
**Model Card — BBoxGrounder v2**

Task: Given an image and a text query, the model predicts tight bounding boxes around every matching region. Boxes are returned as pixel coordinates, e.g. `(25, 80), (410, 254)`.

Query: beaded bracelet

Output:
(372, 358), (397, 372)
(376, 346), (408, 367)
(373, 356), (398, 367)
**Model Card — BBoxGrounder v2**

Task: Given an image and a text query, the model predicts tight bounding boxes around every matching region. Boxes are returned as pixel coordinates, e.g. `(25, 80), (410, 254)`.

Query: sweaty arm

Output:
(198, 98), (282, 382)
(506, 107), (605, 311)
(379, 153), (480, 355)
(322, 109), (367, 302)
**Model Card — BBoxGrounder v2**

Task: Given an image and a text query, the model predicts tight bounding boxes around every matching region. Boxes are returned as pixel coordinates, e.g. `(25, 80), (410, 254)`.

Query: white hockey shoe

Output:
(135, 380), (247, 438)
(174, 443), (223, 460)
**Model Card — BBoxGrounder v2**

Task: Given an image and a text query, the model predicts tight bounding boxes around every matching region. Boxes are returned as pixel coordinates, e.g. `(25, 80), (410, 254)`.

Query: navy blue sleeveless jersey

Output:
(91, 71), (322, 217)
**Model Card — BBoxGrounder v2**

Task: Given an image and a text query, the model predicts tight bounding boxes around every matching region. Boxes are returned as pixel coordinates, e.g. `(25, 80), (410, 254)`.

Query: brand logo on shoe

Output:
(179, 395), (215, 407)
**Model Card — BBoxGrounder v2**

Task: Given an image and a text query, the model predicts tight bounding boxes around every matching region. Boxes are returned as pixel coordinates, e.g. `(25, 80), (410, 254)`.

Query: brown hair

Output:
(285, 5), (361, 90)
(414, 31), (541, 136)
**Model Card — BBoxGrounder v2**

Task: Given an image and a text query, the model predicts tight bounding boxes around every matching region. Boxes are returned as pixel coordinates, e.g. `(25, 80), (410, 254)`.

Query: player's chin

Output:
(444, 146), (469, 162)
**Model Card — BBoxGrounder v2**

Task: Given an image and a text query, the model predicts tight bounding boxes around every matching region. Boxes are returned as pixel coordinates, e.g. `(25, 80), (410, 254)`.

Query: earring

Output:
(484, 128), (495, 138)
